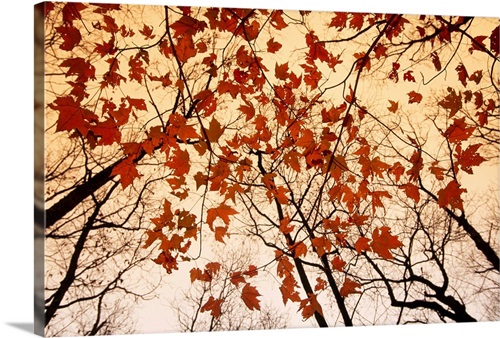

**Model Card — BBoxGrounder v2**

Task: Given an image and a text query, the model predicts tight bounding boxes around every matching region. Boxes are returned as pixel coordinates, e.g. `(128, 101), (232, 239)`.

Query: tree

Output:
(41, 2), (499, 335)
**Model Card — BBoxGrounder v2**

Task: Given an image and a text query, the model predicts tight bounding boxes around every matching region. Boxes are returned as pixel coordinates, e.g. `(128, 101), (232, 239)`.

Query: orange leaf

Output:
(299, 293), (323, 319)
(241, 283), (261, 311)
(275, 62), (289, 80)
(340, 278), (361, 297)
(443, 117), (475, 144)
(230, 271), (246, 286)
(206, 118), (224, 143)
(438, 87), (462, 118)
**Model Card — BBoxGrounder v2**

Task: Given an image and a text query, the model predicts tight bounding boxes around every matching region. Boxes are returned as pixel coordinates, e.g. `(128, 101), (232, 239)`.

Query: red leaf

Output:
(60, 57), (96, 83)
(469, 35), (487, 54)
(340, 278), (361, 297)
(299, 294), (323, 319)
(490, 25), (499, 55)
(355, 237), (371, 254)
(49, 96), (97, 135)
(111, 157), (142, 189)
(311, 236), (332, 257)
(241, 283), (261, 311)
(456, 63), (468, 87)
(387, 100), (398, 113)
(267, 37), (282, 53)
(56, 25), (81, 51)
(270, 10), (287, 30)
(399, 183), (420, 203)
(62, 2), (87, 24)
(275, 62), (289, 80)
(407, 91), (423, 104)
(166, 148), (190, 177)
(206, 203), (237, 229)
(330, 12), (348, 30)
(170, 15), (208, 38)
(438, 87), (462, 118)
(430, 51), (442, 71)
(371, 226), (402, 260)
(201, 296), (224, 319)
(437, 180), (467, 211)
(139, 24), (155, 39)
(443, 117), (475, 144)
(403, 70), (415, 82)
(230, 271), (246, 286)
(454, 144), (486, 174)
(331, 256), (346, 271)
(175, 34), (197, 63)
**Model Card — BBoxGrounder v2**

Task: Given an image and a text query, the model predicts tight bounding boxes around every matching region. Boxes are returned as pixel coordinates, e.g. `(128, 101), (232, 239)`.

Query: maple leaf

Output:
(387, 100), (398, 113)
(456, 63), (469, 87)
(60, 57), (96, 83)
(331, 256), (346, 271)
(330, 12), (348, 30)
(139, 24), (155, 39)
(56, 25), (81, 51)
(399, 183), (420, 203)
(355, 237), (371, 254)
(267, 37), (282, 53)
(201, 296), (224, 319)
(407, 91), (423, 104)
(403, 70), (416, 82)
(280, 275), (301, 305)
(275, 62), (289, 80)
(111, 157), (142, 189)
(89, 118), (121, 145)
(206, 203), (237, 229)
(244, 265), (258, 277)
(490, 25), (499, 55)
(230, 271), (246, 286)
(170, 15), (208, 38)
(311, 236), (332, 257)
(454, 144), (486, 174)
(270, 10), (287, 30)
(62, 2), (87, 24)
(430, 51), (442, 71)
(94, 36), (116, 57)
(241, 283), (261, 311)
(340, 278), (361, 297)
(166, 148), (190, 177)
(314, 277), (327, 291)
(49, 96), (97, 135)
(437, 180), (467, 211)
(214, 226), (228, 243)
(349, 13), (365, 31)
(443, 117), (476, 144)
(439, 87), (462, 118)
(299, 294), (323, 319)
(206, 118), (224, 143)
(371, 226), (402, 260)
(175, 34), (197, 63)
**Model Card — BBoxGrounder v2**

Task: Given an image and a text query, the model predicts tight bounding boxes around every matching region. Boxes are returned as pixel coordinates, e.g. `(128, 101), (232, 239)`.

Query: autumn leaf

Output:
(430, 51), (442, 71)
(371, 226), (402, 260)
(491, 24), (499, 55)
(299, 294), (323, 319)
(206, 203), (238, 229)
(111, 157), (143, 189)
(230, 271), (246, 286)
(267, 37), (282, 53)
(454, 144), (486, 174)
(456, 63), (469, 87)
(407, 91), (423, 104)
(201, 296), (224, 318)
(331, 256), (346, 271)
(355, 237), (371, 254)
(403, 70), (415, 82)
(439, 87), (462, 118)
(60, 57), (96, 83)
(399, 183), (420, 203)
(443, 117), (476, 144)
(206, 118), (224, 143)
(340, 278), (361, 297)
(437, 180), (467, 211)
(241, 283), (261, 311)
(275, 62), (289, 80)
(56, 25), (82, 51)
(387, 100), (398, 113)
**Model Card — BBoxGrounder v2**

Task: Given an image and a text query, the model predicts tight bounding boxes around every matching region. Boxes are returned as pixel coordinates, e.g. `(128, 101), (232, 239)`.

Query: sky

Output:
(0, 1), (499, 338)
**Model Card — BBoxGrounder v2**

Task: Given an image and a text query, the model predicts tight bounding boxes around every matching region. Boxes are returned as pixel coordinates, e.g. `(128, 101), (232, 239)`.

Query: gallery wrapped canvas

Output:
(35, 1), (500, 337)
